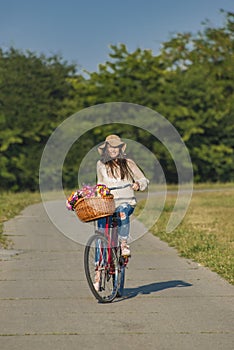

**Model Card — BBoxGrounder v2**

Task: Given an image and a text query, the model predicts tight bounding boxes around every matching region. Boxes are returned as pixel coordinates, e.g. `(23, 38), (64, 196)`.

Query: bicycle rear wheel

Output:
(84, 234), (119, 303)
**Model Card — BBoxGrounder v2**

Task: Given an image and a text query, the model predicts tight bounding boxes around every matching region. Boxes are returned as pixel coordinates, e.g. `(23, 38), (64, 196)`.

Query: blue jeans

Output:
(98, 203), (134, 241)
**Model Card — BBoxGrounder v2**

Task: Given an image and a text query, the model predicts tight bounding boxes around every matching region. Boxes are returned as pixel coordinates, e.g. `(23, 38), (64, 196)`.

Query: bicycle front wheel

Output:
(84, 234), (119, 303)
(117, 256), (126, 297)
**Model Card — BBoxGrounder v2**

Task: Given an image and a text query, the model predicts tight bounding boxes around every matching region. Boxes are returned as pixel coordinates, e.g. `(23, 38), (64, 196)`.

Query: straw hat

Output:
(98, 135), (126, 155)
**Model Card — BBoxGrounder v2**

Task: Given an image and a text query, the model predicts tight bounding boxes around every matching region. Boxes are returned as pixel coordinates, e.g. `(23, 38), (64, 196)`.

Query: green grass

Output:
(0, 192), (41, 248)
(148, 181), (234, 192)
(135, 187), (234, 285)
(1, 185), (234, 285)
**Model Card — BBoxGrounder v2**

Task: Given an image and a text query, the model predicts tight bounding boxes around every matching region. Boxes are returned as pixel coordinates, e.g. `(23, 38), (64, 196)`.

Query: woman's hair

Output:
(100, 146), (134, 180)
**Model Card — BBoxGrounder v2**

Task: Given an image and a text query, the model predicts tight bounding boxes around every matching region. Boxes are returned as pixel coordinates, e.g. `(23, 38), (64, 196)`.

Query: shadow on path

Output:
(117, 280), (192, 301)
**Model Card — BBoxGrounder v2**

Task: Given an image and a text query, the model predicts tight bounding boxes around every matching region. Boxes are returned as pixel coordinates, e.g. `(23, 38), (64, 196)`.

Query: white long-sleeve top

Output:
(96, 159), (149, 207)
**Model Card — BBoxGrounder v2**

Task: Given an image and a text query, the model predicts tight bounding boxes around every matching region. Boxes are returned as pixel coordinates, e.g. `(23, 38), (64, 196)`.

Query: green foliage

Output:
(0, 48), (77, 190)
(158, 11), (234, 181)
(69, 10), (234, 185)
(0, 10), (234, 191)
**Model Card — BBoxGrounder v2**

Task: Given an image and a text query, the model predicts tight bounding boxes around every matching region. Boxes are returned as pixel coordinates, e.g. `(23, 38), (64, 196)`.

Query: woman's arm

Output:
(127, 159), (149, 191)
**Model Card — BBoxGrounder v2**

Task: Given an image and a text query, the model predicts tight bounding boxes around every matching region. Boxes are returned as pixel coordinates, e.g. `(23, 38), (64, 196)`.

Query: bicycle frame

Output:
(97, 214), (129, 266)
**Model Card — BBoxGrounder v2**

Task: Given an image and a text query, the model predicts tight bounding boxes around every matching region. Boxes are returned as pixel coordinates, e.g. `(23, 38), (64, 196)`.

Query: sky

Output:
(0, 0), (233, 73)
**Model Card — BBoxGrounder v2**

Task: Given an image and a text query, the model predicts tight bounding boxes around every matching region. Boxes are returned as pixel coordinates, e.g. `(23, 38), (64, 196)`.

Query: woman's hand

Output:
(132, 182), (140, 191)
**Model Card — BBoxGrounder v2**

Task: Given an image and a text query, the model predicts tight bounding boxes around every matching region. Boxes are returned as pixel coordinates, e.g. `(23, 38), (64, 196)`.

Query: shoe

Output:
(121, 241), (131, 257)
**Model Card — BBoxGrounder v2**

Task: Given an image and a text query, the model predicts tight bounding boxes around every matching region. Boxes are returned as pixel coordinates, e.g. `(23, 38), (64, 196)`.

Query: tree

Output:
(1, 11), (234, 191)
(159, 10), (234, 181)
(0, 48), (77, 190)
(70, 11), (234, 183)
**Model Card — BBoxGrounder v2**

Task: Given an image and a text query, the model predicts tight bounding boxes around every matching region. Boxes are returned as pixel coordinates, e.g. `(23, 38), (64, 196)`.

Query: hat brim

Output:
(98, 141), (126, 155)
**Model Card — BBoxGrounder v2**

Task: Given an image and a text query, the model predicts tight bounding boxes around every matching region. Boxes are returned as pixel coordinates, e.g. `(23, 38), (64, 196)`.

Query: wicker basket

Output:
(74, 195), (115, 222)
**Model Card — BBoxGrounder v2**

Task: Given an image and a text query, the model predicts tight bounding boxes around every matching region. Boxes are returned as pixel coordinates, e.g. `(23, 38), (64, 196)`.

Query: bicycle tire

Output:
(117, 266), (125, 297)
(84, 234), (119, 303)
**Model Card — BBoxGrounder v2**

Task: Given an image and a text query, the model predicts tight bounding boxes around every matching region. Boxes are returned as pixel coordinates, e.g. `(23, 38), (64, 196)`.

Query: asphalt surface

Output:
(0, 202), (233, 350)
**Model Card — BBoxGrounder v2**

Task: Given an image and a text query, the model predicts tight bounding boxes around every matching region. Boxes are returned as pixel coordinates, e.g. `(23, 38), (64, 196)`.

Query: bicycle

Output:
(84, 213), (130, 303)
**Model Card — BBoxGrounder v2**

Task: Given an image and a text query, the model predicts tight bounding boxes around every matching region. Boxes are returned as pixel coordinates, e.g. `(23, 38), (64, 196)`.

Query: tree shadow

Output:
(116, 280), (192, 301)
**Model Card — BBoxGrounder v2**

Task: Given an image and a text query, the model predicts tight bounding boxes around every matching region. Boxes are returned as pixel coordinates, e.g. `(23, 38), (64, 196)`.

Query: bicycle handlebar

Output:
(108, 184), (132, 191)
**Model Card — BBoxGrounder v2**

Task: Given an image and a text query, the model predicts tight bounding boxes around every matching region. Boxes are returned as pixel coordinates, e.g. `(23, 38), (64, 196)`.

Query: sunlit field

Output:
(135, 187), (234, 285)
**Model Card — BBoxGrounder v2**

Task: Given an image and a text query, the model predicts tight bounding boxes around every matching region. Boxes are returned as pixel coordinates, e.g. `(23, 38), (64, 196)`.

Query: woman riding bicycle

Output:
(97, 134), (149, 257)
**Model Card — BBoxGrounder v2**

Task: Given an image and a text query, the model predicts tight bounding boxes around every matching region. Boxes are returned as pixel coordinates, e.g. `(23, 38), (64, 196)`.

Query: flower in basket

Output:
(80, 185), (96, 198)
(66, 190), (82, 211)
(66, 184), (112, 211)
(96, 184), (111, 197)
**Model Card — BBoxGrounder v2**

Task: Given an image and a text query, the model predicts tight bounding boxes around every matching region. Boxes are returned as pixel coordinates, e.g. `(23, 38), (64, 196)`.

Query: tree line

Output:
(0, 10), (233, 191)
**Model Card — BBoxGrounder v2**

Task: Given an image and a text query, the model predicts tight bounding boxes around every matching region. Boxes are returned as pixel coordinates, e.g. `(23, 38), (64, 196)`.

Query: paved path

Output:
(0, 202), (233, 350)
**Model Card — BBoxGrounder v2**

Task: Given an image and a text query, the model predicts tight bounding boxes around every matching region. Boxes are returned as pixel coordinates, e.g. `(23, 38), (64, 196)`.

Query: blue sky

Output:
(1, 0), (233, 73)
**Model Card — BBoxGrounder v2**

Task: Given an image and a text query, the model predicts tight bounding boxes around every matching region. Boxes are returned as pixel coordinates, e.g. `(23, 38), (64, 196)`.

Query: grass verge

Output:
(1, 186), (234, 285)
(135, 188), (234, 285)
(0, 192), (41, 248)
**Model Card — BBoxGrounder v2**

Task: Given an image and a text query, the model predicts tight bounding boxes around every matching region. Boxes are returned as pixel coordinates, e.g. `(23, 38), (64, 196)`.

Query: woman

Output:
(97, 134), (149, 256)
